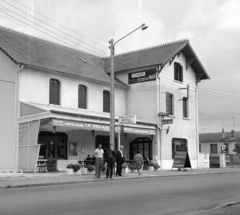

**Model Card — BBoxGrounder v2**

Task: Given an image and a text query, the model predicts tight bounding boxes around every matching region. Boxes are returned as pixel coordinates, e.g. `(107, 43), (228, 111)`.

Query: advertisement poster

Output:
(69, 142), (78, 156)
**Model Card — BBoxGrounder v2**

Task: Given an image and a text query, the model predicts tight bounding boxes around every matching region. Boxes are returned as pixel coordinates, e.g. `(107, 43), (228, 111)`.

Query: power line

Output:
(13, 0), (110, 49)
(0, 5), (105, 56)
(1, 0), (108, 55)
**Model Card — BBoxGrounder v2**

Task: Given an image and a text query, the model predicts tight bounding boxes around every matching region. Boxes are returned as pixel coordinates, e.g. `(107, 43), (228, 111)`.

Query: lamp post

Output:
(109, 23), (148, 150)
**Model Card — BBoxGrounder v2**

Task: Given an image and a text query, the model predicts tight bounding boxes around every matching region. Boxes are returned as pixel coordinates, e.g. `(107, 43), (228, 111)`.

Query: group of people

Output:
(94, 143), (144, 179)
(85, 154), (96, 165)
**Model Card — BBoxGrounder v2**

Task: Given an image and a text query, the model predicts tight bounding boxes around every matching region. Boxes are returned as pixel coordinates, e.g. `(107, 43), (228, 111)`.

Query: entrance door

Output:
(38, 132), (68, 160)
(130, 137), (152, 160)
(95, 135), (118, 152)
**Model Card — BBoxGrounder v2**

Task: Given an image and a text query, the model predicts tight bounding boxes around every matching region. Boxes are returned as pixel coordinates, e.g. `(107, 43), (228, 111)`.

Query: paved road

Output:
(1, 173), (240, 215)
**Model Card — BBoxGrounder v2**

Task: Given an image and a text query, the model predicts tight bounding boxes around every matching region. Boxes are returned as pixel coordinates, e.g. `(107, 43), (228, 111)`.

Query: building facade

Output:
(0, 26), (209, 171)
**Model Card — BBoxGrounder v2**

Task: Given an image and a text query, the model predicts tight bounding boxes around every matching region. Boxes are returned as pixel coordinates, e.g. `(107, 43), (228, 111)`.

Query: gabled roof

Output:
(199, 131), (240, 143)
(0, 26), (127, 88)
(104, 39), (210, 80)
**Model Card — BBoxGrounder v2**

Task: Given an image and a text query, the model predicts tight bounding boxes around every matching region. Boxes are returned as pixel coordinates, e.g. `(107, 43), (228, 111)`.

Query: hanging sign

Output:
(162, 119), (173, 124)
(128, 69), (156, 84)
(172, 147), (192, 170)
(119, 115), (136, 124)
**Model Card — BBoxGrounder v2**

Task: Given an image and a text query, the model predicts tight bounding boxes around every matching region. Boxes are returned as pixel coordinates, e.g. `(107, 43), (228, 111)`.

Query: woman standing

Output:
(133, 151), (144, 175)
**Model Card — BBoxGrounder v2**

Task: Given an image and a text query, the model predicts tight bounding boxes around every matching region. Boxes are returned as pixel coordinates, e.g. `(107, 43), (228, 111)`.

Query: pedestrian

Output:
(104, 143), (116, 179)
(133, 151), (144, 175)
(94, 143), (104, 179)
(116, 145), (125, 176)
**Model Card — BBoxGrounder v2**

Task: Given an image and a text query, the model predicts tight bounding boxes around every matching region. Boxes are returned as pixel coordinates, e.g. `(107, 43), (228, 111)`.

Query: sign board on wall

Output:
(128, 69), (156, 84)
(119, 115), (136, 124)
(51, 119), (156, 135)
(172, 147), (192, 170)
(162, 119), (173, 124)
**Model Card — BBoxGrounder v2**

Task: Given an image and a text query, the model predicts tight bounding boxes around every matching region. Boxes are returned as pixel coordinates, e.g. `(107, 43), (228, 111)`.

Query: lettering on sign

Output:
(162, 119), (173, 124)
(119, 115), (136, 124)
(128, 69), (156, 84)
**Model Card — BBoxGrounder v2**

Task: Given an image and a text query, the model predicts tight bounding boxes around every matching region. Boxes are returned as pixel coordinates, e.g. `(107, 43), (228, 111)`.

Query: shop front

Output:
(18, 102), (157, 172)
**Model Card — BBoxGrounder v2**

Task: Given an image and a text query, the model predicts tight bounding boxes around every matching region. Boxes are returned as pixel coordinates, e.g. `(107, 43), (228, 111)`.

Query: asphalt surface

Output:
(1, 168), (240, 215)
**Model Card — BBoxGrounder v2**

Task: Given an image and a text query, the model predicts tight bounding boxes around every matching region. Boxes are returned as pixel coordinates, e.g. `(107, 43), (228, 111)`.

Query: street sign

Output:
(162, 119), (173, 124)
(119, 115), (136, 124)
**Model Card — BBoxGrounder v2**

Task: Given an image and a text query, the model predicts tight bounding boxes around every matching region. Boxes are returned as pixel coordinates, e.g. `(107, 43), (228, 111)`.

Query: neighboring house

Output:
(199, 129), (240, 155)
(0, 26), (209, 171)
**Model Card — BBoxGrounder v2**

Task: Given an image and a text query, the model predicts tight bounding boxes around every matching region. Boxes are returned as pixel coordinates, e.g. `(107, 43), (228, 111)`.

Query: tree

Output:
(233, 139), (240, 154)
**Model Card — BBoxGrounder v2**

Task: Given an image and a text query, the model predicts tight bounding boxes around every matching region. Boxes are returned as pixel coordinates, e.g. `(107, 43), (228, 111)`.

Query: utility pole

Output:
(232, 117), (235, 131)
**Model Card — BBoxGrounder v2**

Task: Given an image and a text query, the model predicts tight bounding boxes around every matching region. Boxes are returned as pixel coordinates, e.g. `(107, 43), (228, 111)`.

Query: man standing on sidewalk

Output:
(104, 143), (116, 179)
(116, 145), (125, 176)
(94, 143), (104, 179)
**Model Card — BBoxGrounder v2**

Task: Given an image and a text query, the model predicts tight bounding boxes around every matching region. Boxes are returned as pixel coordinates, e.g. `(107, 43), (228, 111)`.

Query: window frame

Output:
(210, 144), (218, 153)
(183, 97), (188, 118)
(49, 78), (60, 105)
(174, 62), (183, 82)
(78, 84), (87, 109)
(166, 93), (174, 115)
(103, 90), (110, 113)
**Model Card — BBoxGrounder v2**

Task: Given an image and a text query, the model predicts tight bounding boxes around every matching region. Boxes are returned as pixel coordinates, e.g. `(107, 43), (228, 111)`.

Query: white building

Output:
(0, 26), (209, 171)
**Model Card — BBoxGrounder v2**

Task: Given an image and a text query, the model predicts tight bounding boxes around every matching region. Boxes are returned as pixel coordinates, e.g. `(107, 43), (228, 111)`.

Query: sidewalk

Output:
(1, 167), (240, 189)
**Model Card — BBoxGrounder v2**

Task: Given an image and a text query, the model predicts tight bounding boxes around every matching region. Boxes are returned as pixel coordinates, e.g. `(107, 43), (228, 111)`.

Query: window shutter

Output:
(49, 79), (60, 105)
(103, 90), (110, 113)
(78, 85), (87, 109)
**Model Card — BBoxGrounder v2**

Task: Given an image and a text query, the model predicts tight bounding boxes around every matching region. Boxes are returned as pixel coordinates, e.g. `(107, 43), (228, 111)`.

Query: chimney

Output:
(222, 128), (225, 139)
(231, 129), (235, 138)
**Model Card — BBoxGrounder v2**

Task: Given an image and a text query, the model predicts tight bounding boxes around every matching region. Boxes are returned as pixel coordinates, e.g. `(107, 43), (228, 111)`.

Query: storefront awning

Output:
(51, 118), (156, 135)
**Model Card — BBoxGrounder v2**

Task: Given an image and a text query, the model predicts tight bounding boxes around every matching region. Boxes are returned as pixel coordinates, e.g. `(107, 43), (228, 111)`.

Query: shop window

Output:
(49, 79), (60, 105)
(78, 85), (87, 109)
(103, 90), (110, 113)
(183, 97), (188, 118)
(210, 144), (218, 153)
(166, 93), (174, 115)
(174, 62), (183, 82)
(172, 138), (187, 159)
(38, 132), (67, 160)
(130, 137), (152, 160)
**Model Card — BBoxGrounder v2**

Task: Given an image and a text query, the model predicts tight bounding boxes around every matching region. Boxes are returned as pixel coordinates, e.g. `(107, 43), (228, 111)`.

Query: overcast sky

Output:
(0, 0), (239, 134)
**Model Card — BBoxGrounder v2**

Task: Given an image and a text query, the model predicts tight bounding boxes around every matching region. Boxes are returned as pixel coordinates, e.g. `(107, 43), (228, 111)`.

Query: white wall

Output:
(160, 53), (198, 168)
(0, 51), (19, 169)
(18, 68), (127, 116)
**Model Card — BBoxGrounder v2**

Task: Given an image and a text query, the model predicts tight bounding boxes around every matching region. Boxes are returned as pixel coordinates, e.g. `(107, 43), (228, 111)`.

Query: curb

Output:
(1, 170), (240, 189)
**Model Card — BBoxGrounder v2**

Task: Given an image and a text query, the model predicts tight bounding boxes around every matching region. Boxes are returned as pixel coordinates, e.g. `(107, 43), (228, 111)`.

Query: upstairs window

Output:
(166, 93), (174, 115)
(174, 62), (183, 82)
(183, 97), (188, 118)
(78, 85), (87, 109)
(49, 79), (60, 105)
(103, 90), (110, 113)
(210, 144), (218, 153)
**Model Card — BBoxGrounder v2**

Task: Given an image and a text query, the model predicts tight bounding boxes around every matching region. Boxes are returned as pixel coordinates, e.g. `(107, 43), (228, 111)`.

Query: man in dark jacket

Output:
(116, 145), (125, 176)
(104, 143), (116, 179)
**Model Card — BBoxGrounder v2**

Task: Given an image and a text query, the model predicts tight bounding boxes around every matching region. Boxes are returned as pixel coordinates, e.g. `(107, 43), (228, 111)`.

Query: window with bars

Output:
(166, 93), (174, 115)
(78, 85), (87, 109)
(49, 79), (60, 105)
(103, 90), (110, 113)
(183, 97), (188, 118)
(174, 62), (183, 82)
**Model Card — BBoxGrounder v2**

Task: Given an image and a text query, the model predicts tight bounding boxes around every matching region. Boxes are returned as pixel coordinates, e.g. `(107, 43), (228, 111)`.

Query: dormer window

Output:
(174, 62), (183, 82)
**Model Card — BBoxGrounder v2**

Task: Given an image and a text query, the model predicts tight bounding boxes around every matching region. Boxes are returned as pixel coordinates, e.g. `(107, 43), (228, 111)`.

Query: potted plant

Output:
(148, 162), (160, 171)
(66, 164), (74, 175)
(73, 164), (81, 174)
(122, 163), (129, 173)
(85, 164), (95, 174)
(128, 164), (134, 172)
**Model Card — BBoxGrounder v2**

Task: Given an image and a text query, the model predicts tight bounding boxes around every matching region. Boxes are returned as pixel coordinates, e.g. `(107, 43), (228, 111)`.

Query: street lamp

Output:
(109, 23), (148, 150)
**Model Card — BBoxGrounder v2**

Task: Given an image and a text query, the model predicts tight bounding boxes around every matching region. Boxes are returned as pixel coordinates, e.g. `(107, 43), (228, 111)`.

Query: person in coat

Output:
(116, 145), (125, 176)
(104, 143), (116, 179)
(133, 151), (144, 175)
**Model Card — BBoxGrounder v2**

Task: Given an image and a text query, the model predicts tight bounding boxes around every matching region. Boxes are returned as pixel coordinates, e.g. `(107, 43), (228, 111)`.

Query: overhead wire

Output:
(0, 5), (105, 56)
(1, 0), (108, 55)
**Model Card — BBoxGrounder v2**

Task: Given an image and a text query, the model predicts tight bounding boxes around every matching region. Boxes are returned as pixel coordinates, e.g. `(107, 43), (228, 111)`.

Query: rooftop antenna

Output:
(201, 124), (205, 133)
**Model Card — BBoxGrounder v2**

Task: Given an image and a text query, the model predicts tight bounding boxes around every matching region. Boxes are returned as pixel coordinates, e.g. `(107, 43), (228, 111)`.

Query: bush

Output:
(86, 165), (95, 172)
(66, 164), (74, 169)
(73, 164), (80, 172)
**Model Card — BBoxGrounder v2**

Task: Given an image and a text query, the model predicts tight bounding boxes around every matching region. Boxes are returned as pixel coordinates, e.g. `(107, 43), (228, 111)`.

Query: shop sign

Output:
(128, 69), (156, 84)
(119, 115), (136, 124)
(51, 119), (156, 135)
(172, 147), (192, 170)
(162, 119), (173, 124)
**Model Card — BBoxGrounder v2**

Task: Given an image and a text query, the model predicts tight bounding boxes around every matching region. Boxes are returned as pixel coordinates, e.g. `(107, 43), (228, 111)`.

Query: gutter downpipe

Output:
(157, 66), (162, 169)
(195, 83), (199, 168)
(13, 64), (24, 170)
